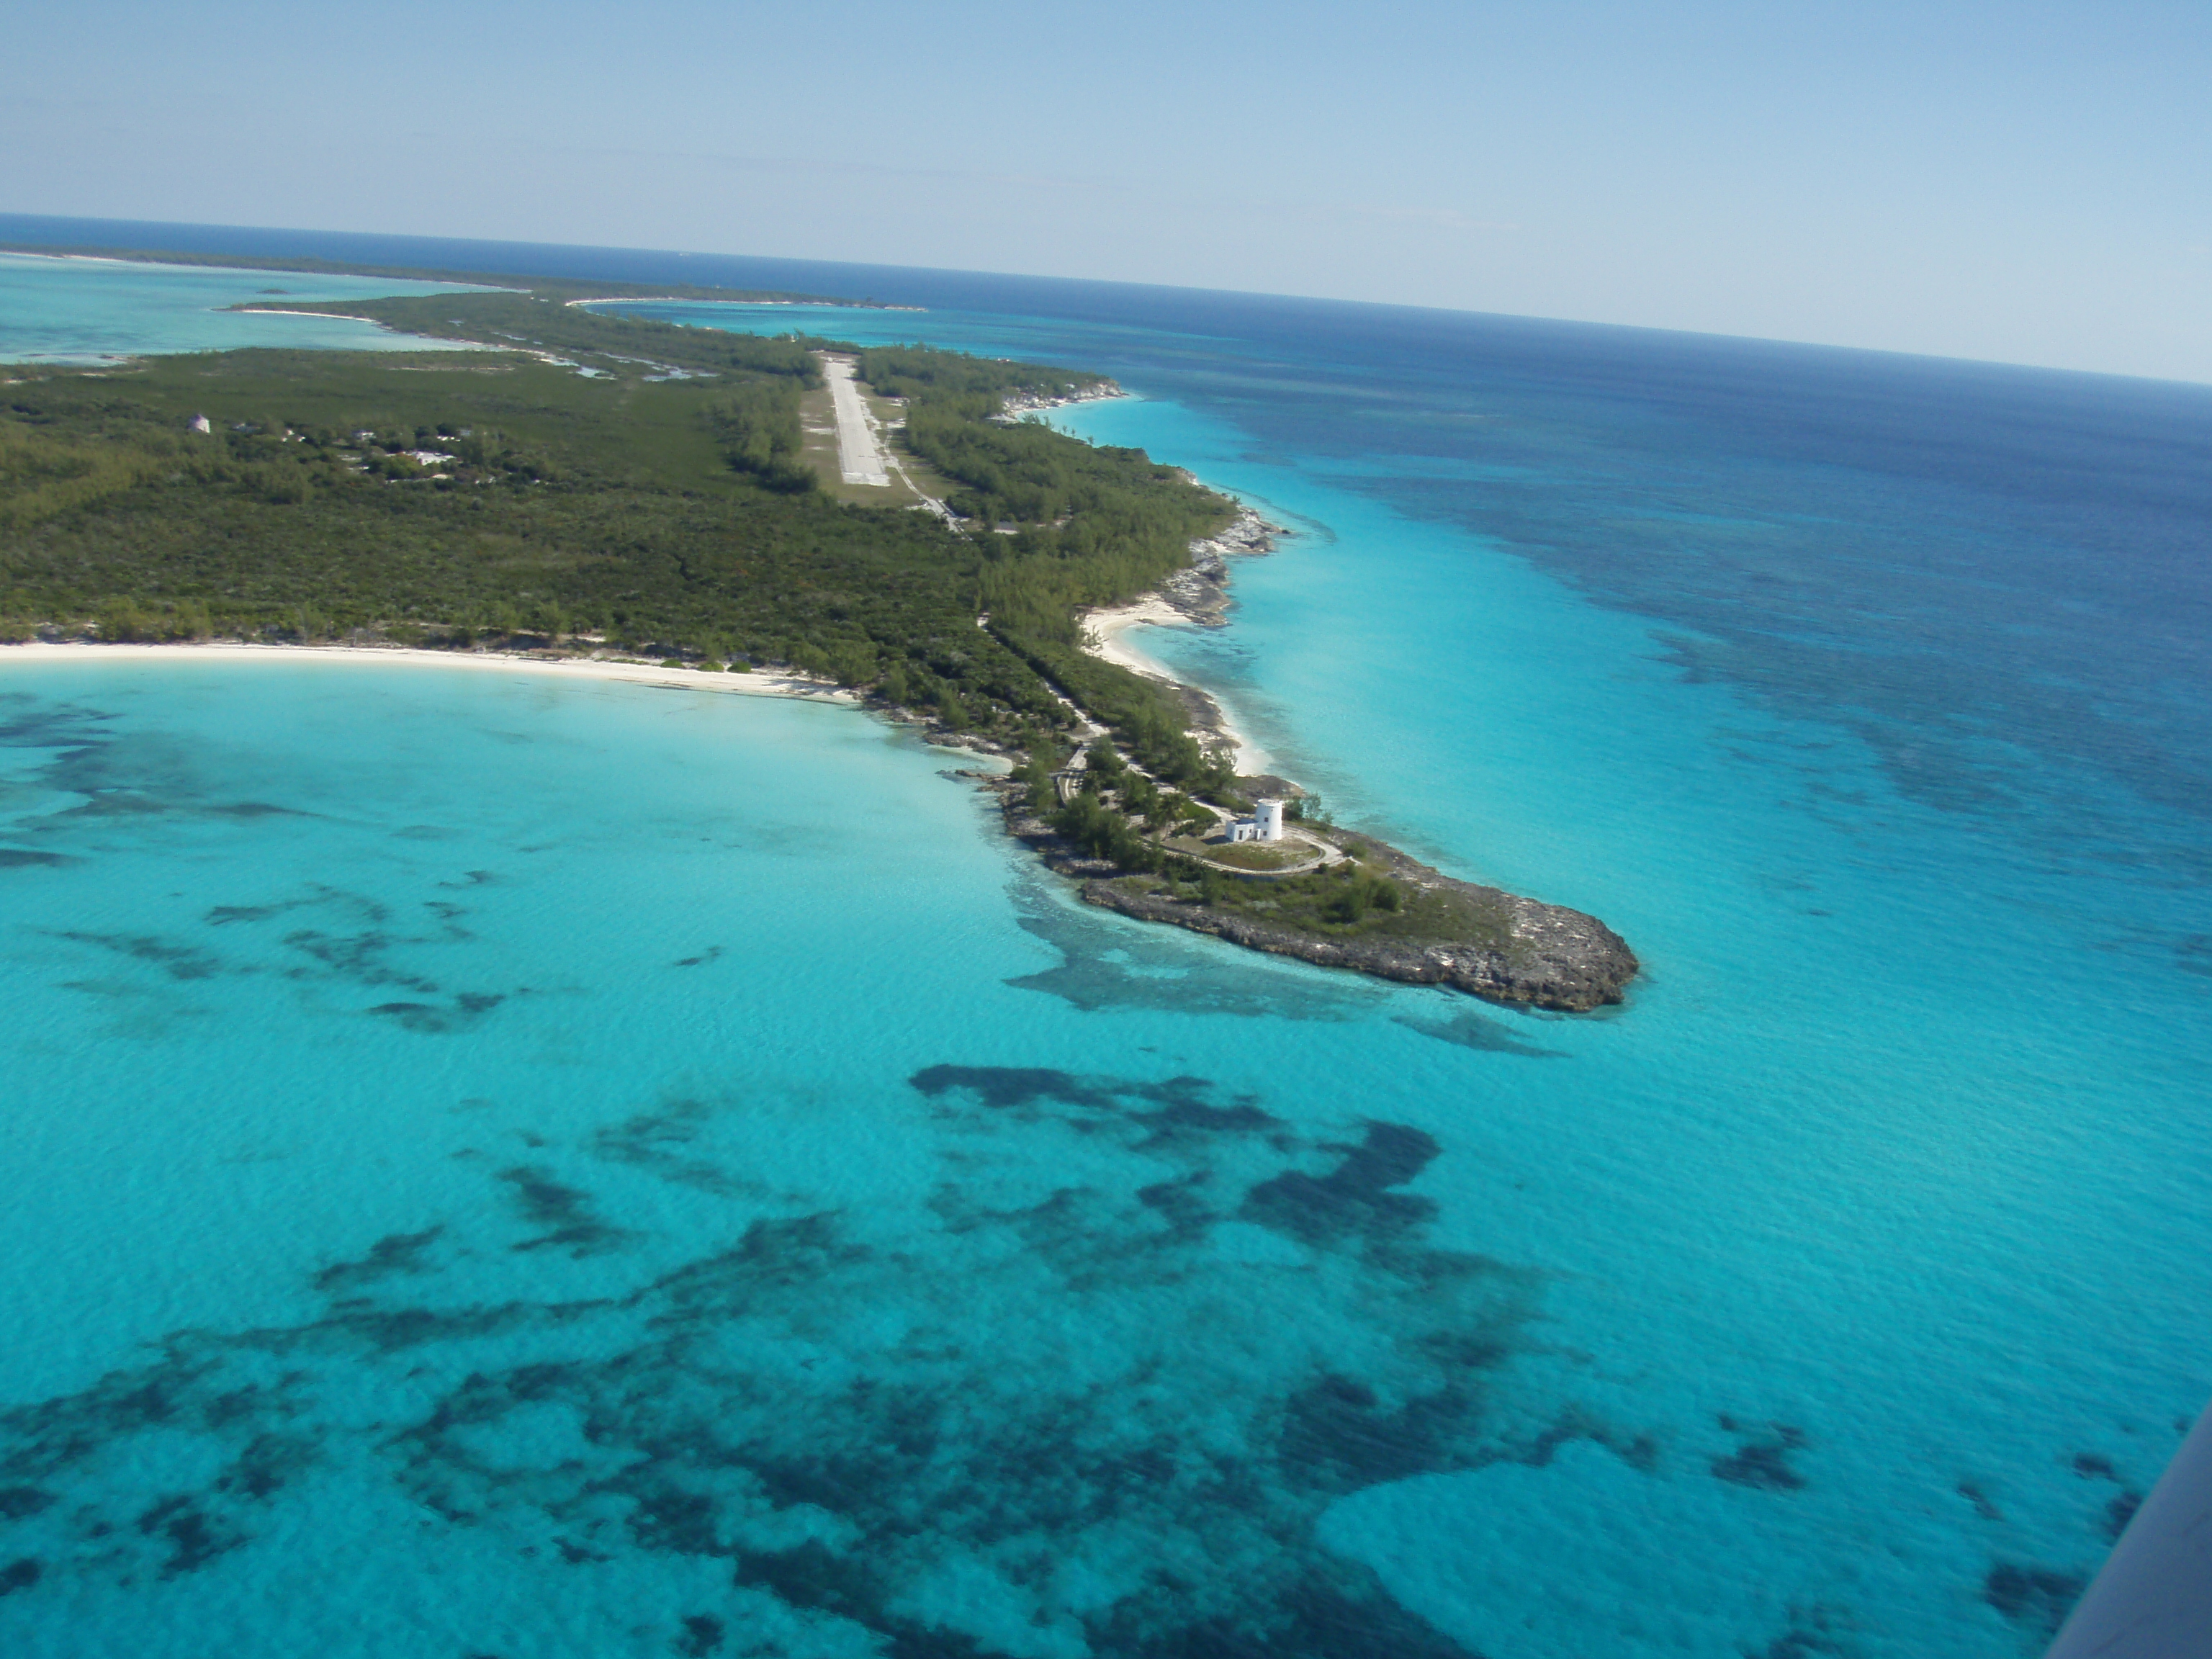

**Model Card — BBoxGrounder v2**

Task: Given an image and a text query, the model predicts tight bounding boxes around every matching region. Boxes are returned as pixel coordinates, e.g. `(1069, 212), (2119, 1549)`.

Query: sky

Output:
(6, 0), (2208, 381)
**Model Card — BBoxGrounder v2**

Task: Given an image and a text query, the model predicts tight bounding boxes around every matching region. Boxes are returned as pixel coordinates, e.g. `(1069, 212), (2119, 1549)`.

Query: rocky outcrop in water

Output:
(1159, 508), (1281, 626)
(1083, 868), (1637, 1014)
(997, 381), (1126, 418)
(992, 782), (1638, 1012)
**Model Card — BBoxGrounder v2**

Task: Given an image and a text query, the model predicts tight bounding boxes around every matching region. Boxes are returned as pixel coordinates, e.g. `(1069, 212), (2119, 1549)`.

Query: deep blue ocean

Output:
(2, 215), (2208, 1658)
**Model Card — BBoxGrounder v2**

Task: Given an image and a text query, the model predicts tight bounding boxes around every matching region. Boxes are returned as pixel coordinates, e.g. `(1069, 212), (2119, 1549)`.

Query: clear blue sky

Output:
(9, 0), (2208, 380)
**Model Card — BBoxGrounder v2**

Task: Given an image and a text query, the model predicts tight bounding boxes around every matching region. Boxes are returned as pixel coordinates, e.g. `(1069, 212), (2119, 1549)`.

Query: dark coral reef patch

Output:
(1712, 1420), (1812, 1492)
(0, 1064), (1622, 1655)
(1982, 1563), (2087, 1640)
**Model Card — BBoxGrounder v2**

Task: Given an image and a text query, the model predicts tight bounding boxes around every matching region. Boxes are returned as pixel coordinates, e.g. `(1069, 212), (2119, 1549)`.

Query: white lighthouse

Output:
(1229, 797), (1287, 843)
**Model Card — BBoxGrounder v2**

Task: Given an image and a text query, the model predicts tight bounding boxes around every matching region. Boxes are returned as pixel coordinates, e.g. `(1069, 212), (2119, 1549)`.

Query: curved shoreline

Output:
(1, 638), (1635, 1012)
(1057, 505), (1638, 1010)
(994, 784), (1638, 1012)
(999, 382), (1128, 418)
(1084, 864), (1638, 1012)
(1, 351), (1637, 1012)
(1078, 506), (1282, 773)
(1081, 596), (1272, 775)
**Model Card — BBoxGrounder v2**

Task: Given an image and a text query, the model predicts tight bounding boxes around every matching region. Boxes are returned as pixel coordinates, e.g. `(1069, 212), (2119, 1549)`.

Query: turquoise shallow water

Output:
(1, 249), (2208, 1657)
(0, 253), (487, 364)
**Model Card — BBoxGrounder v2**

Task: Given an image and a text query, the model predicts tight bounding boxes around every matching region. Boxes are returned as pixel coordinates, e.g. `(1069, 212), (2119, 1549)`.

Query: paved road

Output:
(822, 356), (890, 487)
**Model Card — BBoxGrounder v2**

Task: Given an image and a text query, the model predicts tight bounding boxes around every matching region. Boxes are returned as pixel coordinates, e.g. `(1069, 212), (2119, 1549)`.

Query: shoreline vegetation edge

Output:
(0, 252), (1638, 1011)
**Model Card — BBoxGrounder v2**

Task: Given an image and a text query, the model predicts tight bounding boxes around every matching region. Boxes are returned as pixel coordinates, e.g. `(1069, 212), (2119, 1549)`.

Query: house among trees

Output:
(1051, 753), (1089, 805)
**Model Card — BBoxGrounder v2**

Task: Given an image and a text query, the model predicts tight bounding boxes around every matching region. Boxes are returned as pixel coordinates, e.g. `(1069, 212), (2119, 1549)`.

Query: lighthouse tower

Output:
(1254, 798), (1285, 842)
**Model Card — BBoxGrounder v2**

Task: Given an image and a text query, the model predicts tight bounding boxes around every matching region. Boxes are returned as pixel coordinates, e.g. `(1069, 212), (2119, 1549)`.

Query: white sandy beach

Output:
(228, 307), (496, 355)
(1079, 599), (1272, 775)
(0, 641), (859, 703)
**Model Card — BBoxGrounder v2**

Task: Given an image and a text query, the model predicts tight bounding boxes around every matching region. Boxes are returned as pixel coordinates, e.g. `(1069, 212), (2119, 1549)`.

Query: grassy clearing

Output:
(879, 424), (967, 509)
(1165, 837), (1308, 871)
(1123, 860), (1517, 947)
(796, 380), (847, 494)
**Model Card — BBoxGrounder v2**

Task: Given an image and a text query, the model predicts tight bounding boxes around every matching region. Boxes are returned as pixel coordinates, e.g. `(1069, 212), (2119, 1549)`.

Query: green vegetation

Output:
(1115, 842), (1503, 946)
(833, 347), (1240, 791)
(854, 346), (1105, 410)
(1028, 745), (1474, 942)
(1050, 791), (1159, 869)
(1030, 765), (1475, 940)
(0, 269), (1241, 781)
(705, 379), (813, 493)
(1191, 840), (1308, 872)
(253, 284), (827, 382)
(0, 251), (1626, 994)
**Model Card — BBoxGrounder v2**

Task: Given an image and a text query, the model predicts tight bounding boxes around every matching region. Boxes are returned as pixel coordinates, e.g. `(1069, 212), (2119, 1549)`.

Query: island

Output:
(0, 251), (1637, 1011)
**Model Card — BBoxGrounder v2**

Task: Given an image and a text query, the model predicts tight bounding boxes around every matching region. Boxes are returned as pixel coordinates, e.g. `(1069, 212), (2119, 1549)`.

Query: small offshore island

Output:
(0, 246), (1636, 1011)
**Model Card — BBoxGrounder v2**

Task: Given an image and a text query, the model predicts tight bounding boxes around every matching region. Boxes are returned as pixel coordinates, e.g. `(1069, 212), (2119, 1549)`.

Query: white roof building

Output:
(1228, 798), (1285, 843)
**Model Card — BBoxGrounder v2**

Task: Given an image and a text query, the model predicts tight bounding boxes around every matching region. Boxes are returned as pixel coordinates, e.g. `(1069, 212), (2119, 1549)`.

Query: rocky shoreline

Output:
(1156, 506), (1282, 626)
(915, 444), (1637, 1010)
(1075, 505), (1285, 761)
(989, 779), (1637, 1012)
(1088, 878), (1638, 1012)
(997, 381), (1128, 418)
